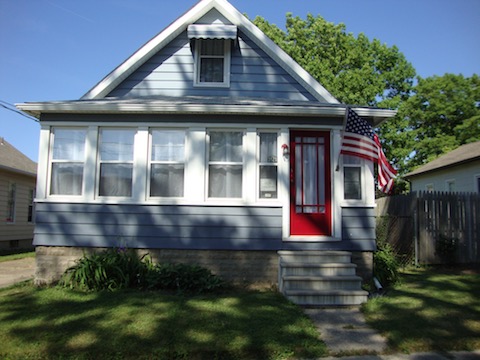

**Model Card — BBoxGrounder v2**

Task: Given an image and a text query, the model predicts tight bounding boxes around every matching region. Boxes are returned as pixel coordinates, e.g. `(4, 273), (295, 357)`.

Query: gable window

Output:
(98, 128), (135, 197)
(6, 182), (16, 223)
(194, 39), (231, 87)
(259, 132), (278, 199)
(150, 130), (185, 197)
(208, 131), (243, 198)
(343, 155), (362, 200)
(50, 128), (86, 195)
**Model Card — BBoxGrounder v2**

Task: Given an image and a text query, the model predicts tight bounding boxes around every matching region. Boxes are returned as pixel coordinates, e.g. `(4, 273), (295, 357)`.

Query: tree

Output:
(379, 74), (480, 174)
(253, 13), (416, 107)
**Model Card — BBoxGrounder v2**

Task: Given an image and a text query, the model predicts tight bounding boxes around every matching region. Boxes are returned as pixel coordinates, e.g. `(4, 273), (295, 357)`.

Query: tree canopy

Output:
(253, 13), (480, 184)
(253, 13), (416, 107)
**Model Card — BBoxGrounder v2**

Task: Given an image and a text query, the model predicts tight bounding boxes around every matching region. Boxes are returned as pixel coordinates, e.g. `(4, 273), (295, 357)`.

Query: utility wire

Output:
(0, 100), (39, 123)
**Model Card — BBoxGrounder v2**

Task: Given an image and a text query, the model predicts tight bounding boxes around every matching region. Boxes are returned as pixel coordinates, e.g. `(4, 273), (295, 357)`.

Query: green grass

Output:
(0, 283), (327, 360)
(0, 250), (35, 263)
(363, 267), (480, 353)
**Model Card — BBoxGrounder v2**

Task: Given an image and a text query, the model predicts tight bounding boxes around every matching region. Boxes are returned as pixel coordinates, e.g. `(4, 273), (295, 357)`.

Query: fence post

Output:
(414, 201), (419, 267)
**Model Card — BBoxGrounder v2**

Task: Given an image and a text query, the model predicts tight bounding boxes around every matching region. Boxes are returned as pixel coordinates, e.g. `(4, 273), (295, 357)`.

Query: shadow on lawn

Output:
(0, 285), (326, 359)
(363, 270), (480, 353)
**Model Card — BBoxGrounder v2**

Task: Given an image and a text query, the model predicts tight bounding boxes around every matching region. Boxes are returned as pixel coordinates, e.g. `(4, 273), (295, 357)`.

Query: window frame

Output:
(96, 128), (136, 199)
(342, 155), (364, 202)
(48, 127), (87, 197)
(193, 39), (231, 88)
(148, 129), (186, 199)
(257, 131), (279, 201)
(445, 178), (456, 192)
(206, 129), (245, 200)
(6, 182), (16, 223)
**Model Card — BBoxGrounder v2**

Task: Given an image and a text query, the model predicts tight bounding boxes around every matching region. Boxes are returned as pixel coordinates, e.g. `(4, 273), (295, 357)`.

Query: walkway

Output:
(0, 257), (35, 288)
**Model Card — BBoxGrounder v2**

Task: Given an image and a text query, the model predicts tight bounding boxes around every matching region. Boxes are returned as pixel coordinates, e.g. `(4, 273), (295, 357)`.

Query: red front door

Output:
(290, 130), (331, 236)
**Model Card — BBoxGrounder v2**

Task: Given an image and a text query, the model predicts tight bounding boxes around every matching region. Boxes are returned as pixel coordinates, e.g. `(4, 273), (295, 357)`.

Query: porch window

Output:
(150, 130), (185, 197)
(259, 132), (278, 199)
(194, 39), (231, 87)
(343, 155), (362, 200)
(208, 131), (243, 198)
(50, 128), (86, 195)
(98, 129), (135, 197)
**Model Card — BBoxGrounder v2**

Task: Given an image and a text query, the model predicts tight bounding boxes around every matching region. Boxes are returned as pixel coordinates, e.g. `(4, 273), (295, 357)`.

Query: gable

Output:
(82, 0), (338, 104)
(106, 29), (317, 101)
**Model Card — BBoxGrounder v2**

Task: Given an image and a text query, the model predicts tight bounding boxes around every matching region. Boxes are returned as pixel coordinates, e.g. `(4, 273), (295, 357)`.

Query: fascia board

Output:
(16, 101), (395, 123)
(81, 0), (219, 100)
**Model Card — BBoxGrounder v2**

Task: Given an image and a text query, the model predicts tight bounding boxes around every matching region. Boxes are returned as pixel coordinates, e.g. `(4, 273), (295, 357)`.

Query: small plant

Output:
(60, 248), (153, 291)
(59, 248), (226, 294)
(374, 243), (400, 287)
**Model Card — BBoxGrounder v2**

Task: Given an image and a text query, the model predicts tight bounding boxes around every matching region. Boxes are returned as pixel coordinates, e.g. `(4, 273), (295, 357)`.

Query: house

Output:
(0, 137), (37, 250)
(17, 0), (396, 305)
(405, 141), (480, 193)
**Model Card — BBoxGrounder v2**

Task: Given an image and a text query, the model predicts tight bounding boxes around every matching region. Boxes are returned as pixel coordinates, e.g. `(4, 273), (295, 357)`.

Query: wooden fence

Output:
(376, 191), (480, 265)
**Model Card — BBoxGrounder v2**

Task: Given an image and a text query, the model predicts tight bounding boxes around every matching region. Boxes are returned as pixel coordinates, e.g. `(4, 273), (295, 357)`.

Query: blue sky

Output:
(1, 0), (479, 162)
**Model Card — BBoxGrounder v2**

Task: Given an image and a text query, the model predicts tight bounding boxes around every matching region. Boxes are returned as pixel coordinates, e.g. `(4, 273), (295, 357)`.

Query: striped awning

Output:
(187, 24), (237, 40)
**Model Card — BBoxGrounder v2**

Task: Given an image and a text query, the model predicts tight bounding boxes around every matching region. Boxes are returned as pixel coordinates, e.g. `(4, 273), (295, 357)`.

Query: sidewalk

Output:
(0, 257), (35, 288)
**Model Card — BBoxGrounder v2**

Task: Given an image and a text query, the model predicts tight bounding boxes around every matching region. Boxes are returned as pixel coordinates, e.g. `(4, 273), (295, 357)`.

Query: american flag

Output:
(340, 107), (397, 194)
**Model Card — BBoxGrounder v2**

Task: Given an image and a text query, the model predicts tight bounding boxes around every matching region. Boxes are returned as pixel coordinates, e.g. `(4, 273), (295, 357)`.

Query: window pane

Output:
(303, 144), (318, 205)
(99, 163), (133, 197)
(344, 167), (361, 200)
(200, 58), (224, 83)
(200, 39), (224, 55)
(151, 130), (185, 162)
(150, 164), (184, 197)
(210, 132), (243, 162)
(260, 133), (277, 163)
(260, 165), (277, 199)
(51, 163), (84, 195)
(52, 129), (86, 161)
(209, 165), (242, 198)
(100, 129), (135, 161)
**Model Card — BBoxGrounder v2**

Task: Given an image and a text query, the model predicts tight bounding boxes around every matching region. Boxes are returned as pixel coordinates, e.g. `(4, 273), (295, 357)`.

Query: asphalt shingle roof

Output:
(405, 141), (480, 178)
(0, 137), (37, 176)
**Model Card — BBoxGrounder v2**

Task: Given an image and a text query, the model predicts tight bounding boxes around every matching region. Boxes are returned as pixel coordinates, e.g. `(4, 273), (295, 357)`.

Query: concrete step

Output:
(282, 275), (363, 291)
(278, 250), (352, 264)
(285, 289), (369, 306)
(281, 262), (357, 276)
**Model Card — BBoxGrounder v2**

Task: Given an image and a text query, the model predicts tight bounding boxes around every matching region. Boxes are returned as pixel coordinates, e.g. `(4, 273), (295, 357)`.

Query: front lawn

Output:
(0, 283), (327, 359)
(363, 267), (480, 353)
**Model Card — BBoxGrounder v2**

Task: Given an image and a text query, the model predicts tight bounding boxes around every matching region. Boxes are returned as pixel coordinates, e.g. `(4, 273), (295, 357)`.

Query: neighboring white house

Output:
(0, 137), (37, 250)
(17, 0), (396, 305)
(405, 141), (480, 193)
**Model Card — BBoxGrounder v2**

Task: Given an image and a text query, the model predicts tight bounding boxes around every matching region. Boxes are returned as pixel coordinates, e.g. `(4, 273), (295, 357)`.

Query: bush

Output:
(60, 248), (226, 294)
(374, 243), (400, 287)
(60, 248), (153, 291)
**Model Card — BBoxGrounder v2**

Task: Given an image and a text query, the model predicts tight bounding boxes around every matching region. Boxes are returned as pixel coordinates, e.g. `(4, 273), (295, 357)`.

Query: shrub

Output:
(60, 248), (153, 291)
(147, 263), (226, 294)
(60, 248), (226, 294)
(374, 243), (400, 287)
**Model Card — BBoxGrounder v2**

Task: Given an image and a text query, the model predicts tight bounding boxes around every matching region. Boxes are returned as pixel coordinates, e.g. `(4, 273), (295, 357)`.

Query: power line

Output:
(0, 100), (39, 123)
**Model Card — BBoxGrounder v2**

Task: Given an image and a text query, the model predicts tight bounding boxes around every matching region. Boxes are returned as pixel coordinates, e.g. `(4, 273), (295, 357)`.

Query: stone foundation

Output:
(34, 246), (373, 286)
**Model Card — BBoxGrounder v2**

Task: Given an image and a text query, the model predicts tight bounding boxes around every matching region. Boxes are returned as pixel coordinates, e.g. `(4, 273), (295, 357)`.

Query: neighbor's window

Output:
(259, 132), (278, 199)
(150, 130), (185, 197)
(343, 155), (362, 200)
(208, 131), (243, 198)
(50, 128), (86, 195)
(446, 179), (456, 192)
(98, 128), (135, 197)
(6, 182), (16, 223)
(195, 39), (230, 86)
(28, 188), (35, 223)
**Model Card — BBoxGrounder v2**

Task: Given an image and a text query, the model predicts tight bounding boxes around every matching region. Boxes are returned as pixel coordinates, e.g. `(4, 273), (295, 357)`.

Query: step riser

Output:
(283, 280), (362, 291)
(286, 294), (368, 306)
(282, 267), (356, 276)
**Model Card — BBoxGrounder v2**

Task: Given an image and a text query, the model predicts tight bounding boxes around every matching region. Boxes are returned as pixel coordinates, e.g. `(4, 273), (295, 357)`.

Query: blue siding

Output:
(34, 203), (283, 250)
(34, 203), (376, 252)
(107, 31), (316, 101)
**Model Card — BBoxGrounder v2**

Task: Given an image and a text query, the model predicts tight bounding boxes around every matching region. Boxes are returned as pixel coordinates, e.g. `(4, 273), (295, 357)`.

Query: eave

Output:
(16, 98), (396, 127)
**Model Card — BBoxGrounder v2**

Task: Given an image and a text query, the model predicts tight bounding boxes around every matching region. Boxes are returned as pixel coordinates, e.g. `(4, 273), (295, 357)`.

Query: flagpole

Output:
(335, 106), (350, 172)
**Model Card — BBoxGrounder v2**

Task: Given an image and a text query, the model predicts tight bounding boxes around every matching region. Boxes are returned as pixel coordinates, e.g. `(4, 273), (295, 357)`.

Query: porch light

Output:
(282, 143), (289, 157)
